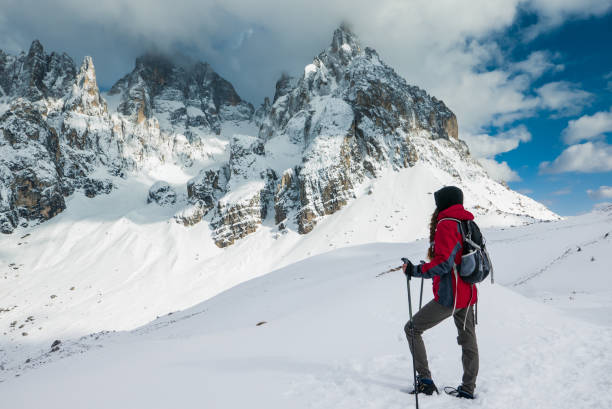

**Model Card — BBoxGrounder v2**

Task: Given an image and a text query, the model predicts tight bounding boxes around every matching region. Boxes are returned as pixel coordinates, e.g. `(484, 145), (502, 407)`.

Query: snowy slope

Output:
(1, 208), (611, 408)
(0, 158), (556, 367)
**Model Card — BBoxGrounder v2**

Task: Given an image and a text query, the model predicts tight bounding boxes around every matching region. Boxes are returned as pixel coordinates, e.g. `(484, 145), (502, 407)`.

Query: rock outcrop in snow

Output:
(148, 181), (177, 206)
(0, 42), (120, 232)
(0, 100), (65, 232)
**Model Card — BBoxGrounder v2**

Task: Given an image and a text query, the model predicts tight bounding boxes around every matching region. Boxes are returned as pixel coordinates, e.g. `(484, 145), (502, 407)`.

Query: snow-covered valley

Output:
(0, 185), (611, 408)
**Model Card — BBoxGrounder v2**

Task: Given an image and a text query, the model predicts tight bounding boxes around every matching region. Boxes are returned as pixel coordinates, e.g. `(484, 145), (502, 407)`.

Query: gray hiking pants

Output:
(404, 299), (479, 394)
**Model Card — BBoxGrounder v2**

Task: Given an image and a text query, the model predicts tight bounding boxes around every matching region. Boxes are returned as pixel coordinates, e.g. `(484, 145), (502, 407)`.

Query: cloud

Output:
(233, 28), (254, 50)
(478, 158), (521, 182)
(462, 125), (531, 182)
(552, 188), (571, 195)
(540, 142), (612, 174)
(512, 51), (563, 78)
(523, 0), (612, 39)
(587, 186), (612, 199)
(593, 201), (612, 211)
(0, 0), (608, 129)
(519, 188), (534, 194)
(463, 125), (532, 158)
(605, 71), (612, 92)
(605, 71), (612, 90)
(562, 107), (612, 144)
(536, 81), (593, 117)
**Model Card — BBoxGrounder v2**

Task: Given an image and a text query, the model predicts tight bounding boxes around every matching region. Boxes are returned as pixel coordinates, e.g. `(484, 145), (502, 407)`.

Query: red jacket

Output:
(413, 204), (478, 309)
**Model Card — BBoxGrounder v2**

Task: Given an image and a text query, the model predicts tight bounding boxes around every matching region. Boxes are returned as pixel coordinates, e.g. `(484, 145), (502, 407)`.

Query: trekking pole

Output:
(402, 259), (419, 409)
(419, 277), (424, 310)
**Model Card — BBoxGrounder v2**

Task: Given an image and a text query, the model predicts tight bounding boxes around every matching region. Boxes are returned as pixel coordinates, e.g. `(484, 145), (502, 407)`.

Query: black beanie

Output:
(434, 186), (463, 211)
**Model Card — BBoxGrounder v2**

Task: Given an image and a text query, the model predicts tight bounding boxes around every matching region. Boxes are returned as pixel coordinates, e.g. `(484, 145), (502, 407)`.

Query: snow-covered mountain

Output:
(0, 25), (568, 395)
(1, 206), (611, 409)
(1, 25), (556, 241)
(0, 40), (254, 235)
(1, 26), (610, 408)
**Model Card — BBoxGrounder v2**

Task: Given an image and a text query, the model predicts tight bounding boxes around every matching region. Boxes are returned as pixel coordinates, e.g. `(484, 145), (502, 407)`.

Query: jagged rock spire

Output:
(27, 40), (44, 59)
(108, 51), (253, 131)
(64, 56), (107, 115)
(0, 39), (76, 101)
(330, 23), (361, 55)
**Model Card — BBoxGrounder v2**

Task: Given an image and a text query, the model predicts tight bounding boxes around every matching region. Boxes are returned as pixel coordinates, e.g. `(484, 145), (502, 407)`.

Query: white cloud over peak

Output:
(540, 142), (612, 174)
(587, 186), (612, 200)
(524, 0), (612, 39)
(478, 158), (521, 182)
(552, 188), (572, 195)
(463, 125), (532, 159)
(512, 51), (564, 78)
(605, 72), (612, 91)
(536, 81), (593, 117)
(462, 125), (531, 183)
(562, 107), (612, 144)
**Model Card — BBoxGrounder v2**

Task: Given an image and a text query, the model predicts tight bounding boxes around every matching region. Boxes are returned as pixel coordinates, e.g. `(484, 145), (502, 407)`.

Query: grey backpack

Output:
(440, 218), (494, 284)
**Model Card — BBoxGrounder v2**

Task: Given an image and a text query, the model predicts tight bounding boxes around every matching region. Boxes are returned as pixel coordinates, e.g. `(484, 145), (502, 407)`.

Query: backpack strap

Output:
(440, 218), (483, 250)
(438, 217), (465, 239)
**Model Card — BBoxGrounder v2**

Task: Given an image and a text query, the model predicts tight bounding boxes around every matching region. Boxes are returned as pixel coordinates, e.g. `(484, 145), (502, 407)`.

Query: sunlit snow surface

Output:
(0, 176), (610, 408)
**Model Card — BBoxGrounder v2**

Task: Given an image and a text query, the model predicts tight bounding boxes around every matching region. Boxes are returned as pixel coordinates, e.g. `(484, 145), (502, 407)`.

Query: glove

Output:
(402, 258), (415, 277)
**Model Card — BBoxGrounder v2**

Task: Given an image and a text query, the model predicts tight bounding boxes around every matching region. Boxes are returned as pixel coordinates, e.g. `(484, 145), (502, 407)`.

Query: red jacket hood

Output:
(437, 204), (474, 221)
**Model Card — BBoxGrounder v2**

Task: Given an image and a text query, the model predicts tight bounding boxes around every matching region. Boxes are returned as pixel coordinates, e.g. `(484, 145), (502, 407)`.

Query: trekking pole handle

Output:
(401, 258), (411, 280)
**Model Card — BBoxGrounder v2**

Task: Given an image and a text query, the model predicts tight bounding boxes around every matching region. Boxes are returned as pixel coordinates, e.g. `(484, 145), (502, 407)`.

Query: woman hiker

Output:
(402, 186), (479, 399)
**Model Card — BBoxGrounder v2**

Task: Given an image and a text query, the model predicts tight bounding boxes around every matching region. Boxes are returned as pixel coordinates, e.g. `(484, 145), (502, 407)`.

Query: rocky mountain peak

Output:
(273, 73), (295, 103)
(0, 40), (76, 102)
(27, 40), (44, 59)
(132, 53), (176, 98)
(64, 56), (107, 116)
(330, 24), (361, 57)
(108, 52), (253, 133)
(221, 25), (464, 242)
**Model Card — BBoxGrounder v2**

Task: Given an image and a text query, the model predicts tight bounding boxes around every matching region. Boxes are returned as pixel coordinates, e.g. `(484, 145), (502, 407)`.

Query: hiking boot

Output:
(444, 385), (475, 399)
(409, 376), (439, 395)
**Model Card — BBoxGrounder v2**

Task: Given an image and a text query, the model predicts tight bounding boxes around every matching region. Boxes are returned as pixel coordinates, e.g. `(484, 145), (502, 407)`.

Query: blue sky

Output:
(1, 0), (610, 216)
(489, 11), (612, 214)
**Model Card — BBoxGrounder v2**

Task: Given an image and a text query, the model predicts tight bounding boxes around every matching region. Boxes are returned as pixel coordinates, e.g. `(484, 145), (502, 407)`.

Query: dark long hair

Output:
(427, 209), (439, 260)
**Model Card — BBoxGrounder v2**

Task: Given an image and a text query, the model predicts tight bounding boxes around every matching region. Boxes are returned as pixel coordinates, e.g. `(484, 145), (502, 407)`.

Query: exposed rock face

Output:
(148, 181), (177, 206)
(185, 167), (228, 222)
(64, 56), (108, 116)
(0, 41), (254, 233)
(0, 43), (122, 231)
(60, 56), (124, 176)
(184, 25), (464, 244)
(178, 135), (271, 246)
(108, 54), (254, 135)
(208, 135), (272, 246)
(0, 100), (65, 232)
(0, 40), (76, 102)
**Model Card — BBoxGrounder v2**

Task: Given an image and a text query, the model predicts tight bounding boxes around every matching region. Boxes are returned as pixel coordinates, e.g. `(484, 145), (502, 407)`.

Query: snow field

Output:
(1, 232), (612, 408)
(0, 160), (578, 374)
(0, 148), (607, 408)
(0, 163), (539, 357)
